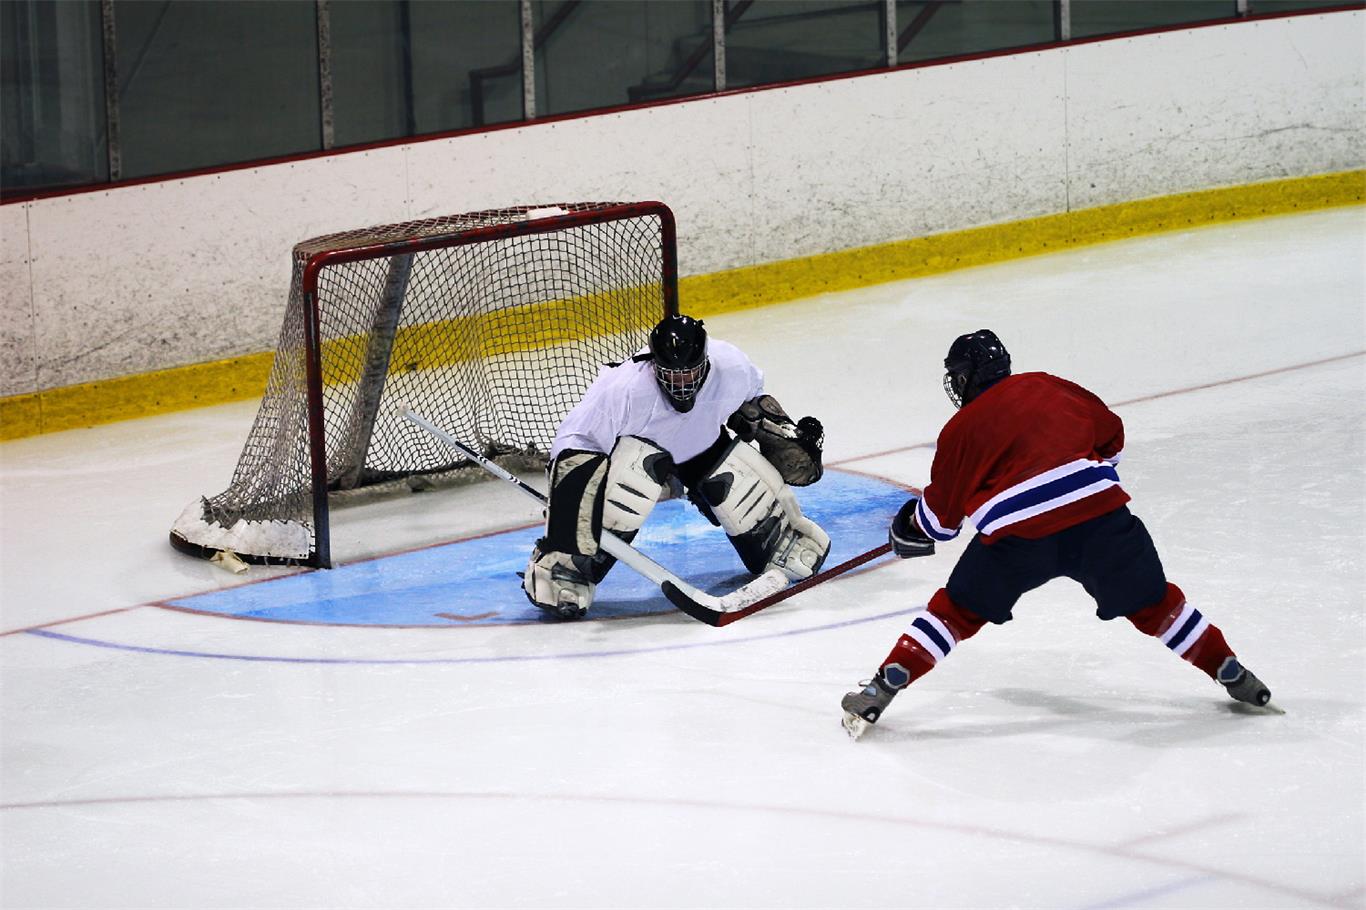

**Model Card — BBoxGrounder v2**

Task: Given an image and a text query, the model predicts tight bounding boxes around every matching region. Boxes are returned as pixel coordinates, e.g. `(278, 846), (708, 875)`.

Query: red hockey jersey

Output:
(915, 372), (1130, 545)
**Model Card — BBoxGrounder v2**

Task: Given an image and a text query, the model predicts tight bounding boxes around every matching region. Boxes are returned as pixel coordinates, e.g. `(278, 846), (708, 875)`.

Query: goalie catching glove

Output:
(726, 395), (824, 486)
(889, 496), (935, 559)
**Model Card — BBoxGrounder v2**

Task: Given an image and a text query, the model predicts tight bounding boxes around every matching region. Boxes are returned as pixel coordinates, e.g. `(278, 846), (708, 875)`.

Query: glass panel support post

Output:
(1056, 0), (1072, 40)
(712, 0), (727, 91)
(316, 0), (335, 150)
(100, 0), (121, 181)
(883, 0), (896, 67)
(520, 0), (536, 119)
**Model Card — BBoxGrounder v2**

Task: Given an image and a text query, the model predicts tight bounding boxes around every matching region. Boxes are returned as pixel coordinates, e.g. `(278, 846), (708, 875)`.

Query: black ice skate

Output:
(841, 674), (898, 740)
(1217, 657), (1274, 708)
(544, 598), (588, 621)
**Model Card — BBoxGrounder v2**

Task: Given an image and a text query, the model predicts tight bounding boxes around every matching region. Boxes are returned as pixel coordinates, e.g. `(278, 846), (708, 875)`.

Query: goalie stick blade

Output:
(661, 569), (790, 627)
(662, 581), (726, 626)
(666, 542), (897, 628)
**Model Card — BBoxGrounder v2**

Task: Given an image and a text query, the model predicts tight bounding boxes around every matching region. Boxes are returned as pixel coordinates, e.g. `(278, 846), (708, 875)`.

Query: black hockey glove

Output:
(728, 396), (824, 487)
(727, 395), (789, 442)
(889, 497), (935, 559)
(795, 416), (824, 460)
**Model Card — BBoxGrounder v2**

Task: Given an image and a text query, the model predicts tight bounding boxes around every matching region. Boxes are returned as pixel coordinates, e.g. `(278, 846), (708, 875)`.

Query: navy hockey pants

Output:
(946, 506), (1169, 625)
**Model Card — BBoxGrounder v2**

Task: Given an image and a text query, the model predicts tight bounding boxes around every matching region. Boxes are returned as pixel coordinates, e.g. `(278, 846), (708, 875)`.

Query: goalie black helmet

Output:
(943, 329), (1011, 408)
(649, 314), (710, 412)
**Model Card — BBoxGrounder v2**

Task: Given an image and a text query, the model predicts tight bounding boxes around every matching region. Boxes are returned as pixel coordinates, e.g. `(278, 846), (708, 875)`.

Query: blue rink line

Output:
(166, 469), (910, 628)
(25, 606), (916, 664)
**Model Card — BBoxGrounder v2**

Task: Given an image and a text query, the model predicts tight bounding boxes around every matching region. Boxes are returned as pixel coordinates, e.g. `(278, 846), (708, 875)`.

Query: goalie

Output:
(524, 313), (830, 620)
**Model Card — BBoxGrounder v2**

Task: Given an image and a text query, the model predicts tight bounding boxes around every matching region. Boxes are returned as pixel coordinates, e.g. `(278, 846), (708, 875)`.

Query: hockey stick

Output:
(399, 409), (790, 620)
(662, 542), (892, 626)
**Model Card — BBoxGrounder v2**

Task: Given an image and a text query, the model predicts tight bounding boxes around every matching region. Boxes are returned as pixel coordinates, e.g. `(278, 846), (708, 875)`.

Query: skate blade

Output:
(842, 711), (871, 741)
(1231, 698), (1286, 715)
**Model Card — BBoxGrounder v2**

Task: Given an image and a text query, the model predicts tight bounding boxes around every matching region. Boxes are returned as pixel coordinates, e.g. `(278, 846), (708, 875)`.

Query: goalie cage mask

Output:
(649, 314), (711, 413)
(943, 328), (1011, 408)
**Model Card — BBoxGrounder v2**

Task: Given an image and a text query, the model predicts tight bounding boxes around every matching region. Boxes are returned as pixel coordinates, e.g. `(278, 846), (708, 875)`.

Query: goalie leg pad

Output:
(698, 439), (831, 580)
(768, 499), (832, 580)
(529, 450), (607, 618)
(544, 450), (608, 556)
(523, 543), (596, 620)
(603, 436), (675, 536)
(591, 437), (675, 585)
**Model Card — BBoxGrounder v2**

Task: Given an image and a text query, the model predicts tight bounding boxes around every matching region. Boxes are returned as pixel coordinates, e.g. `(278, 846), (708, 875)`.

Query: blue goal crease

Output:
(166, 470), (910, 628)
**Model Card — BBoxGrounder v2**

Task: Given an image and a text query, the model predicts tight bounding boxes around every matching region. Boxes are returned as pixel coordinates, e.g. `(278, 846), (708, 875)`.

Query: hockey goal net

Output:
(170, 201), (677, 568)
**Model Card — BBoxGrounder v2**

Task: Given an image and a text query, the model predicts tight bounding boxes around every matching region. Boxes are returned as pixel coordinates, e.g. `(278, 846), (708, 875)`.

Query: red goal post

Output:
(171, 201), (679, 568)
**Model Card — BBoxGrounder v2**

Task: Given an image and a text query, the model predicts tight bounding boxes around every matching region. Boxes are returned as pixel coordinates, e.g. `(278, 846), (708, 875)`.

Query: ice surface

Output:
(1, 208), (1363, 909)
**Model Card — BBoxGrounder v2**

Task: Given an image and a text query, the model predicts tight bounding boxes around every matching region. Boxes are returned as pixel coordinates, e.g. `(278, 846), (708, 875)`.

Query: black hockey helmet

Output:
(649, 314), (710, 412)
(943, 329), (1011, 408)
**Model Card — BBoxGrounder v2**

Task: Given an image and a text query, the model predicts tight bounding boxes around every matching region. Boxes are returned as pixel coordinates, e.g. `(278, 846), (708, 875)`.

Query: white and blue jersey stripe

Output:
(915, 495), (960, 542)
(970, 457), (1121, 537)
(904, 609), (957, 664)
(918, 457), (1122, 541)
(1160, 599), (1210, 657)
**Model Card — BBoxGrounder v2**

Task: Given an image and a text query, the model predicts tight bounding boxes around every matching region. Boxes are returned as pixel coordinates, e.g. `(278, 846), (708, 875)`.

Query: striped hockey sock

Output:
(1125, 583), (1235, 680)
(878, 589), (987, 689)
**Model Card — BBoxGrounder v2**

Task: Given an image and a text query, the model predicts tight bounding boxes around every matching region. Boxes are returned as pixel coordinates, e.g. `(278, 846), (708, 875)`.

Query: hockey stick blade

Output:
(661, 570), (789, 625)
(664, 542), (894, 627)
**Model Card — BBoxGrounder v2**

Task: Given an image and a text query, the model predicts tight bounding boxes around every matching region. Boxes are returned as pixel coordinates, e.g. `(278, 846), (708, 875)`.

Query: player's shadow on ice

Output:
(877, 687), (1286, 747)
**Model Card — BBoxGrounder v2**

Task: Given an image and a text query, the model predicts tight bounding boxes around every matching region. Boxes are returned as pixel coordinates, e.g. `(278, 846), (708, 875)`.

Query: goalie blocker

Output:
(525, 399), (829, 619)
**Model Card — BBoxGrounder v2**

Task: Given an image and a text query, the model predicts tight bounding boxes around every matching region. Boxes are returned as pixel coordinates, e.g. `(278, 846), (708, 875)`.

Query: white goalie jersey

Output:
(550, 338), (765, 463)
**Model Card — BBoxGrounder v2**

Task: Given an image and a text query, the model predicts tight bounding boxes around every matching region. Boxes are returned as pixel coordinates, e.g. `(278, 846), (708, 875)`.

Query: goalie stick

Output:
(399, 409), (790, 621)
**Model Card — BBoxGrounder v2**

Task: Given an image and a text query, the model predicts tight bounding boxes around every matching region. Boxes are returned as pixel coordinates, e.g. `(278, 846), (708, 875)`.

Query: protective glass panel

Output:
(112, 0), (320, 179)
(1248, 0), (1365, 10)
(896, 0), (1056, 63)
(533, 0), (713, 116)
(0, 0), (107, 194)
(1069, 1), (1238, 39)
(724, 0), (886, 90)
(329, 0), (524, 143)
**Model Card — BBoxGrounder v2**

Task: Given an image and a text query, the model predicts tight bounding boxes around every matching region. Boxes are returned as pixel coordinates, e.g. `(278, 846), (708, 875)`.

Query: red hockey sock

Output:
(878, 589), (987, 689)
(1126, 583), (1235, 680)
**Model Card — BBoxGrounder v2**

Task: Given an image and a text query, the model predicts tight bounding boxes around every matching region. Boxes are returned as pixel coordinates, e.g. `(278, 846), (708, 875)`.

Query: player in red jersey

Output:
(841, 329), (1274, 739)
